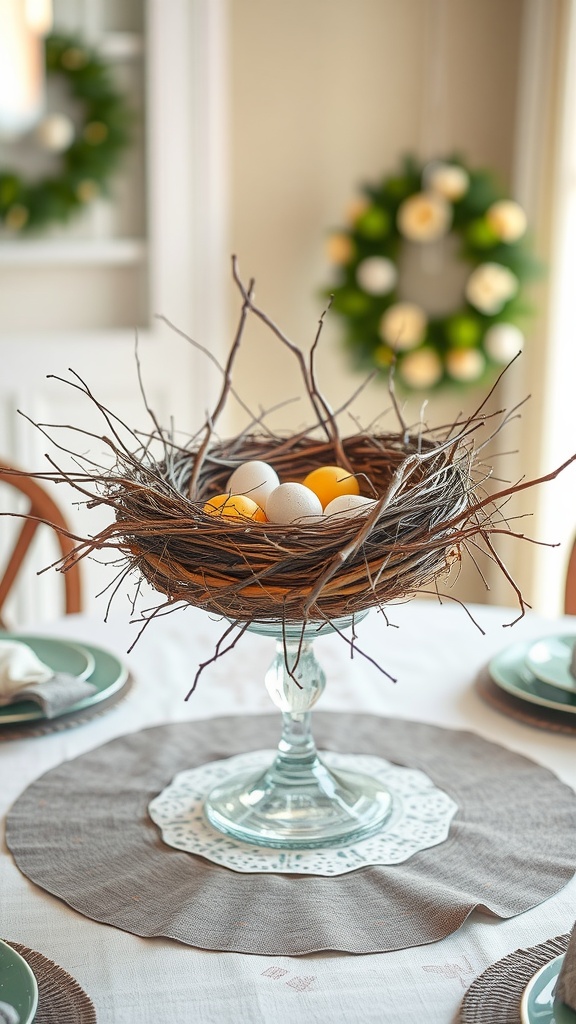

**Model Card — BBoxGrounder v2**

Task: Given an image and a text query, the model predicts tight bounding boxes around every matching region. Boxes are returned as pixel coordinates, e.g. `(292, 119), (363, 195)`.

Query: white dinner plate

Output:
(525, 635), (576, 692)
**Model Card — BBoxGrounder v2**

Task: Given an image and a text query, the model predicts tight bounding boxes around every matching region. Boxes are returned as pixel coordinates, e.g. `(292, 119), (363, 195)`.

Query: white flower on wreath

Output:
(465, 262), (519, 315)
(445, 348), (485, 382)
(423, 162), (470, 202)
(399, 347), (443, 389)
(35, 112), (75, 152)
(356, 256), (397, 295)
(397, 191), (452, 242)
(486, 200), (527, 243)
(484, 323), (524, 363)
(380, 302), (427, 350)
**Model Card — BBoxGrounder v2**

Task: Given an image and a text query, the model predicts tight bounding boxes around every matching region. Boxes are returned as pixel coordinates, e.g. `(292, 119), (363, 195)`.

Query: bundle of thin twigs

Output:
(12, 258), (575, 684)
(92, 429), (470, 623)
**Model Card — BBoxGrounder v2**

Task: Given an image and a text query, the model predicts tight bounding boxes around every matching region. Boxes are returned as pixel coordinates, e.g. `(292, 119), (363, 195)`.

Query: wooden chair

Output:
(565, 537), (576, 615)
(0, 460), (82, 627)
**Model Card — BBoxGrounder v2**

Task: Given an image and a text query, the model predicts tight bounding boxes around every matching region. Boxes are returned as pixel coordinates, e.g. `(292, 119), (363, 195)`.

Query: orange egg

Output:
(203, 493), (267, 521)
(302, 465), (360, 509)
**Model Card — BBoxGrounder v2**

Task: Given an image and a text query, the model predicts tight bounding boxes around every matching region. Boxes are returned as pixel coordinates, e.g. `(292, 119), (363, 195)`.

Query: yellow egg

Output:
(203, 493), (267, 522)
(302, 465), (360, 509)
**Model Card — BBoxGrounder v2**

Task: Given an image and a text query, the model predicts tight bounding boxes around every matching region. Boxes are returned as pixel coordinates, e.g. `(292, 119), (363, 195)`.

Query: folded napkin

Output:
(556, 921), (576, 1009)
(0, 640), (97, 719)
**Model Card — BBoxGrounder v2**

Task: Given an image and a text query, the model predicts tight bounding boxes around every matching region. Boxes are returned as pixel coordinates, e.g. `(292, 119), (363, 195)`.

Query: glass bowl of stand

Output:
(203, 613), (394, 849)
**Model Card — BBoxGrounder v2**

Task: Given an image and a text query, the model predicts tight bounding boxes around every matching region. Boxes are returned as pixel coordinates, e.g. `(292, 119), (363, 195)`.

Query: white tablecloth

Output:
(1, 600), (575, 1023)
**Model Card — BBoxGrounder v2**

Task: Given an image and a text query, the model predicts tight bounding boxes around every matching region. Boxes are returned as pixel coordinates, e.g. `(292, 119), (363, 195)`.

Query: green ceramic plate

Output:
(0, 635), (128, 725)
(520, 954), (576, 1024)
(0, 939), (38, 1024)
(490, 641), (576, 715)
(526, 635), (576, 692)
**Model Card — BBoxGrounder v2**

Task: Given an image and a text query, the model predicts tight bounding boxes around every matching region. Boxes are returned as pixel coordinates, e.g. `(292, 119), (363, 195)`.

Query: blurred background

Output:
(0, 0), (574, 626)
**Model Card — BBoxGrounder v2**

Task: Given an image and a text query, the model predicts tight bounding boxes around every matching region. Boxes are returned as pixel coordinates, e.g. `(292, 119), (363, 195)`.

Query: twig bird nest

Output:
(109, 430), (469, 623)
(17, 258), (575, 649)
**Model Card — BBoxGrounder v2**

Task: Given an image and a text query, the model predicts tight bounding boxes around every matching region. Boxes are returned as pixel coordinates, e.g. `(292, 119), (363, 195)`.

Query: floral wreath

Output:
(325, 155), (537, 390)
(0, 34), (131, 234)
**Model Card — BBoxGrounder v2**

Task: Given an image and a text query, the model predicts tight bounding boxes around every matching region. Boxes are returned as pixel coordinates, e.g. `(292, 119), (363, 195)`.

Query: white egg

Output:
(226, 460), (279, 508)
(266, 483), (323, 525)
(324, 494), (377, 519)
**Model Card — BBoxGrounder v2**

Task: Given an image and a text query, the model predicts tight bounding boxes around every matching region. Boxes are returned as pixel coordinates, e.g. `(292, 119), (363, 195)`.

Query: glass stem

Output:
(264, 635), (326, 783)
(203, 613), (394, 848)
(276, 710), (318, 770)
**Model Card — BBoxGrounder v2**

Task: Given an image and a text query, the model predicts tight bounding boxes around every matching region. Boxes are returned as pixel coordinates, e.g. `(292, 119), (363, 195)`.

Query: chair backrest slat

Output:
(0, 461), (82, 624)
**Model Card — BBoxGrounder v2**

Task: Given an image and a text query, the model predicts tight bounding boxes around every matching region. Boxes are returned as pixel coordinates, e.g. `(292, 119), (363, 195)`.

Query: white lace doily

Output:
(148, 750), (458, 876)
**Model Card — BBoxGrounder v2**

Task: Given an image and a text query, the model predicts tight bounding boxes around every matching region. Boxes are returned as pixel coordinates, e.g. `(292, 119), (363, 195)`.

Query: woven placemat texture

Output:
(7, 942), (96, 1024)
(476, 667), (576, 734)
(0, 676), (133, 742)
(6, 713), (576, 956)
(459, 933), (569, 1023)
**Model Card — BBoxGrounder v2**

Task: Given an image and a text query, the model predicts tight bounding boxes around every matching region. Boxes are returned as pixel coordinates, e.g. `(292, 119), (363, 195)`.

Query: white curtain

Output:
(528, 0), (576, 615)
(490, 0), (576, 616)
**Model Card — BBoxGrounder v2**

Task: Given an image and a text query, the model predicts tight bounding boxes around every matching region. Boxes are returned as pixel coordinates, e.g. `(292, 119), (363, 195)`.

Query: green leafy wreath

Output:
(325, 155), (538, 390)
(0, 33), (131, 234)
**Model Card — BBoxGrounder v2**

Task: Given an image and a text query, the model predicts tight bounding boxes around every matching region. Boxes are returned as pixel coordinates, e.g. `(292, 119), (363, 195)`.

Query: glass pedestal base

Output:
(204, 615), (394, 849)
(204, 754), (393, 849)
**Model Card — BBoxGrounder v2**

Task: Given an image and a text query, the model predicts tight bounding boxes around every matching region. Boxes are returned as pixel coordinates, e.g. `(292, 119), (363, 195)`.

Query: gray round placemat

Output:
(459, 933), (569, 1023)
(6, 713), (576, 956)
(6, 942), (96, 1023)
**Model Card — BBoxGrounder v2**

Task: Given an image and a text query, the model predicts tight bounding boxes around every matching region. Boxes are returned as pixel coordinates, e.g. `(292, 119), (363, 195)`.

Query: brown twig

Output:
(231, 257), (353, 470)
(186, 619), (251, 697)
(187, 273), (255, 498)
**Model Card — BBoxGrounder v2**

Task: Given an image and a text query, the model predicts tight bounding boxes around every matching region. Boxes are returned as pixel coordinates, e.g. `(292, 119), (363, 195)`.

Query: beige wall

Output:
(227, 0), (524, 603)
